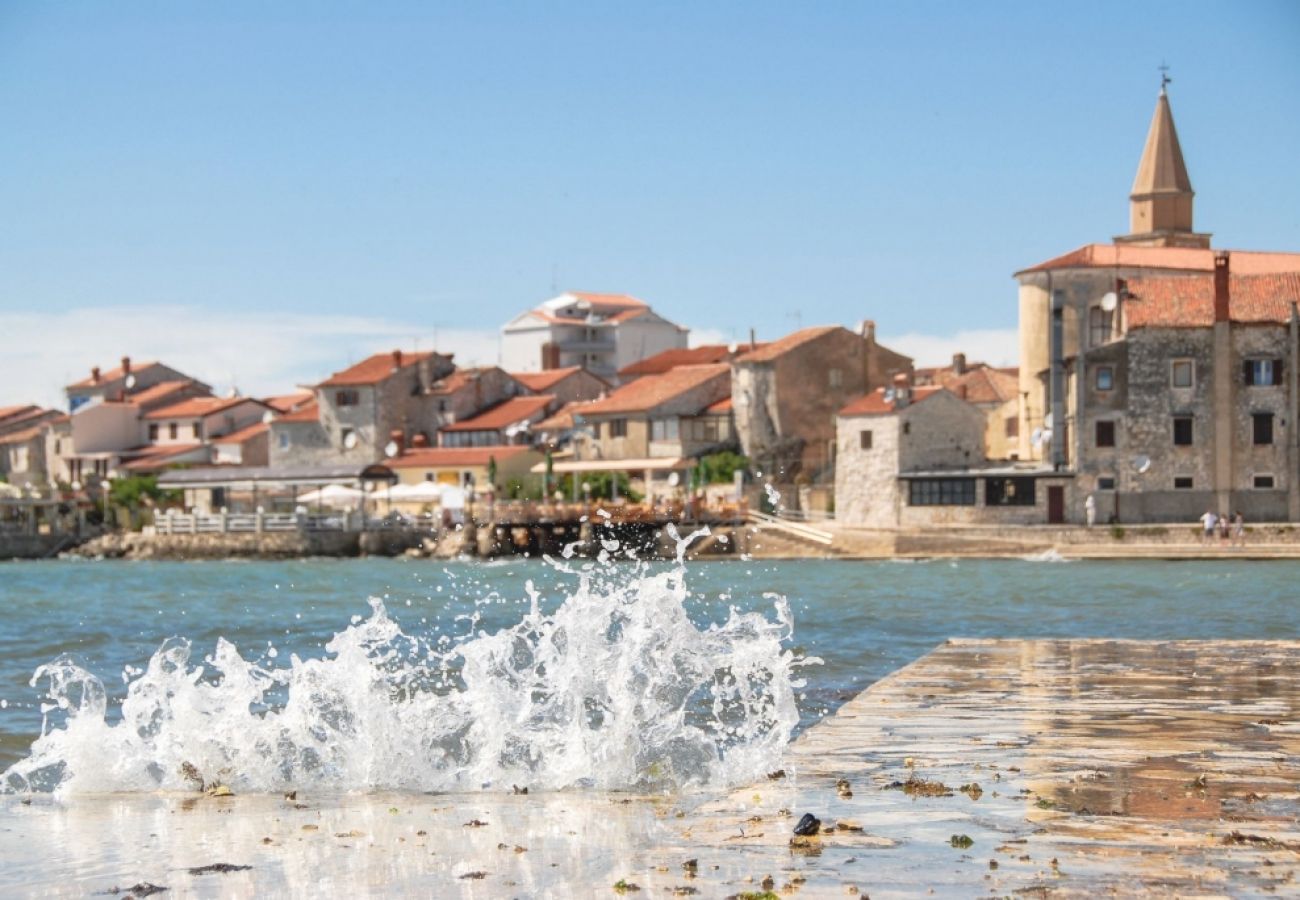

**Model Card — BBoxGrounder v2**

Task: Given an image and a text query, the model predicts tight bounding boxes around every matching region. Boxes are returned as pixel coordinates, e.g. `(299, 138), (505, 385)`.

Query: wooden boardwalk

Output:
(3, 639), (1297, 897)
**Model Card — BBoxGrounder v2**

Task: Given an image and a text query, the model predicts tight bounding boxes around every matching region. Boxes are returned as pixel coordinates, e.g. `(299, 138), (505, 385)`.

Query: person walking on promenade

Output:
(1233, 511), (1246, 548)
(1085, 493), (1096, 527)
(1200, 509), (1218, 545)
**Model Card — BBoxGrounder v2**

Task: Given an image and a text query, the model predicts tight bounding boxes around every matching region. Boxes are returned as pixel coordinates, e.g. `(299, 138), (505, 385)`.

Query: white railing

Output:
(747, 510), (835, 546)
(156, 511), (366, 534)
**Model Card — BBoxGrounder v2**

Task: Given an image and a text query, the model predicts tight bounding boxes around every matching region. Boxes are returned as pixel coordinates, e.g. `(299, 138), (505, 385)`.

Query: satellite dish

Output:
(883, 388), (896, 403)
(667, 472), (680, 487)
(1030, 428), (1044, 448)
(384, 440), (399, 458)
(1133, 455), (1151, 474)
(728, 342), (739, 354)
(261, 410), (275, 425)
(1043, 412), (1054, 430)
(343, 432), (358, 450)
(124, 374), (137, 390)
(1100, 292), (1118, 313)
(1040, 428), (1054, 445)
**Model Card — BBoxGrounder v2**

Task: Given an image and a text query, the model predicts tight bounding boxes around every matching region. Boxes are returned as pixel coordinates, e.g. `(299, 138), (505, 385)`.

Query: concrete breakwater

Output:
(68, 528), (426, 560)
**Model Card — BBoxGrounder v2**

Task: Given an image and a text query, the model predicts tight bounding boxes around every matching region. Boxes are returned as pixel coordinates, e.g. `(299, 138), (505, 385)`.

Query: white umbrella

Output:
(297, 484), (366, 506)
(0, 483), (23, 499)
(389, 481), (444, 503)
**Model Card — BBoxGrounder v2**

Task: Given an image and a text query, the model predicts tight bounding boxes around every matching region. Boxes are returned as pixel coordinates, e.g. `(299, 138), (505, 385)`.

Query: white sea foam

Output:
(3, 540), (805, 796)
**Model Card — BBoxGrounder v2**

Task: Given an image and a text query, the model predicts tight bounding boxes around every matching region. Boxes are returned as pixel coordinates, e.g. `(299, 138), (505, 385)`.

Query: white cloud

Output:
(1, 305), (501, 410)
(880, 328), (1019, 370)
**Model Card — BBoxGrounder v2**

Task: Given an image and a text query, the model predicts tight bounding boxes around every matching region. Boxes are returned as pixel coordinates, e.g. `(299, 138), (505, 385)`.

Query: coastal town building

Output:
(500, 292), (688, 381)
(731, 323), (912, 482)
(617, 344), (763, 382)
(211, 422), (270, 467)
(574, 363), (732, 462)
(439, 394), (558, 448)
(1013, 84), (1300, 523)
(0, 406), (63, 487)
(915, 356), (1021, 461)
(65, 358), (209, 412)
(387, 445), (541, 491)
(509, 367), (608, 405)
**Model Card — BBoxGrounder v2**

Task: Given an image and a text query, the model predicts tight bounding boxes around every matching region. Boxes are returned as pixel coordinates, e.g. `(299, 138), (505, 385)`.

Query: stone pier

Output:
(3, 639), (1297, 896)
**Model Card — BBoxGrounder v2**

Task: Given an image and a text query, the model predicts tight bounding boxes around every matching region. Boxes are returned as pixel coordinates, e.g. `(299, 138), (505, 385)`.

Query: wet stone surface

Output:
(3, 639), (1298, 897)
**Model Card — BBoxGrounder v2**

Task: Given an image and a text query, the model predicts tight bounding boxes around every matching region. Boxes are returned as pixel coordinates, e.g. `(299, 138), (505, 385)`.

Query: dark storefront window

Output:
(909, 478), (976, 506)
(985, 476), (1036, 506)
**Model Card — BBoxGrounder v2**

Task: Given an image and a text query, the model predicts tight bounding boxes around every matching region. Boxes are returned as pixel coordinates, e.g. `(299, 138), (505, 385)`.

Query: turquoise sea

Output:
(1, 556), (1296, 776)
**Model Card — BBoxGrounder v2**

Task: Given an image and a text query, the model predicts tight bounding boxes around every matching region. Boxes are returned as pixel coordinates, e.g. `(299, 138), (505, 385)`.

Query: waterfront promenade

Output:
(5, 638), (1296, 896)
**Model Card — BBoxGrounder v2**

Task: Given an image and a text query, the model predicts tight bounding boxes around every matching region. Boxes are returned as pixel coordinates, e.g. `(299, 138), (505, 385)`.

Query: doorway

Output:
(1047, 485), (1065, 524)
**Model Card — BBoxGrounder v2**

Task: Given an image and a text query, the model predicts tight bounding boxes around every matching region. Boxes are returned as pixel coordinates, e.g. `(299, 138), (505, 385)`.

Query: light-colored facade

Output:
(501, 292), (688, 381)
(388, 445), (541, 491)
(574, 364), (731, 462)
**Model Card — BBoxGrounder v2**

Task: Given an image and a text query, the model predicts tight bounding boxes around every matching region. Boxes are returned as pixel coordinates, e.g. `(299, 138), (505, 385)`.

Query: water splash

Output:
(3, 554), (806, 796)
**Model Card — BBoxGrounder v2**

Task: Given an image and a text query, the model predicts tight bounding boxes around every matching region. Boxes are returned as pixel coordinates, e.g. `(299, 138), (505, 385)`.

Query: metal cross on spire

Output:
(1158, 61), (1172, 94)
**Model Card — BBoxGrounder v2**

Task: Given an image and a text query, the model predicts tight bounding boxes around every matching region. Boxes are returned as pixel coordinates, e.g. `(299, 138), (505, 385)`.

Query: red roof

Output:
(0, 406), (50, 429)
(428, 367), (504, 396)
(212, 421), (269, 444)
(510, 367), (600, 392)
(567, 291), (645, 308)
(735, 326), (841, 363)
(441, 395), (555, 432)
(127, 380), (209, 409)
(66, 360), (161, 390)
(144, 396), (263, 420)
(0, 405), (38, 423)
(839, 386), (945, 416)
(1017, 243), (1300, 277)
(319, 351), (433, 387)
(1125, 272), (1300, 328)
(704, 396), (733, 414)
(618, 345), (759, 378)
(263, 391), (314, 413)
(389, 445), (534, 469)
(580, 364), (730, 416)
(276, 399), (320, 423)
(0, 425), (47, 445)
(119, 443), (206, 472)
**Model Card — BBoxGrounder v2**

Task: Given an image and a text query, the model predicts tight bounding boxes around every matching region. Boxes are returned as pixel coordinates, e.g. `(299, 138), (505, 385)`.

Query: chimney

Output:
(389, 428), (405, 456)
(91, 366), (101, 384)
(121, 356), (131, 377)
(391, 349), (403, 371)
(951, 352), (967, 375)
(411, 432), (430, 448)
(892, 371), (911, 409)
(749, 327), (757, 350)
(860, 320), (876, 344)
(1214, 252), (1230, 323)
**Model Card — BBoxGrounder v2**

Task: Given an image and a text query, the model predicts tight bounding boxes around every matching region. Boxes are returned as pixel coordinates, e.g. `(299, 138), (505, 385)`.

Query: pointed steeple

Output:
(1116, 80), (1211, 248)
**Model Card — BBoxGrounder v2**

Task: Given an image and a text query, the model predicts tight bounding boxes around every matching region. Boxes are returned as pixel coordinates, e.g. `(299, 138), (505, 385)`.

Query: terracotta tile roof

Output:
(580, 364), (730, 416)
(441, 395), (555, 432)
(0, 405), (37, 423)
(0, 406), (48, 428)
(703, 396), (733, 414)
(618, 344), (760, 378)
(319, 351), (433, 387)
(510, 367), (593, 392)
(127, 380), (209, 409)
(839, 386), (945, 417)
(427, 367), (504, 396)
(144, 396), (263, 420)
(734, 326), (841, 363)
(1125, 272), (1300, 328)
(120, 443), (207, 472)
(276, 399), (320, 423)
(388, 445), (534, 469)
(533, 400), (596, 433)
(263, 391), (314, 413)
(566, 291), (645, 308)
(0, 425), (47, 445)
(212, 421), (269, 444)
(66, 360), (161, 389)
(1017, 243), (1300, 276)
(951, 367), (1018, 404)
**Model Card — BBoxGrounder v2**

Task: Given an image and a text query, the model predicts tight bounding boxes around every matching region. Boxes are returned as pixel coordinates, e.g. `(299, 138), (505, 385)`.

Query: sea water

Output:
(1, 554), (1297, 793)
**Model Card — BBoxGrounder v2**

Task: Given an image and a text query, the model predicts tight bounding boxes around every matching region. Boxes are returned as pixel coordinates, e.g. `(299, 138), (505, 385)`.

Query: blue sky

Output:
(2, 1), (1298, 404)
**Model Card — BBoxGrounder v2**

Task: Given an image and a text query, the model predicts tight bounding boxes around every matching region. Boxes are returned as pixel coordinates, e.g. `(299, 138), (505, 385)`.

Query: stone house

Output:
(426, 367), (526, 426)
(510, 367), (609, 405)
(1075, 263), (1300, 523)
(501, 291), (688, 382)
(65, 357), (208, 412)
(617, 344), (762, 383)
(576, 364), (732, 461)
(211, 422), (270, 467)
(835, 385), (986, 527)
(914, 355), (1021, 461)
(270, 350), (457, 467)
(731, 324), (912, 482)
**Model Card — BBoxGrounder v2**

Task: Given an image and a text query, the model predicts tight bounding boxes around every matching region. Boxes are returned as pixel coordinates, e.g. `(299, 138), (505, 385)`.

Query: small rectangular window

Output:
(1004, 416), (1019, 438)
(1244, 358), (1283, 386)
(1253, 413), (1274, 445)
(1097, 477), (1116, 490)
(1095, 366), (1114, 391)
(828, 368), (843, 389)
(1173, 416), (1193, 446)
(278, 432), (289, 450)
(192, 421), (203, 439)
(1174, 476), (1194, 489)
(148, 423), (159, 441)
(335, 389), (359, 407)
(169, 422), (178, 440)
(1171, 360), (1194, 388)
(1254, 474), (1275, 489)
(985, 477), (1036, 506)
(1089, 306), (1114, 345)
(859, 430), (872, 450)
(609, 419), (627, 438)
(1095, 420), (1115, 448)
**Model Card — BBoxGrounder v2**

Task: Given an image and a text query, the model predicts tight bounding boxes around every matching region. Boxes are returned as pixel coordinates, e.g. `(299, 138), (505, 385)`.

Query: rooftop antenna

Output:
(1158, 61), (1171, 95)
